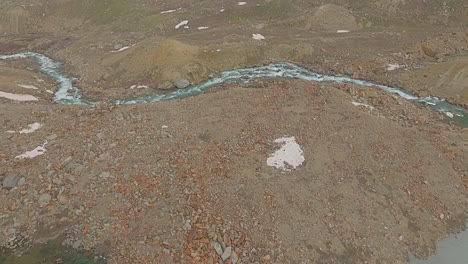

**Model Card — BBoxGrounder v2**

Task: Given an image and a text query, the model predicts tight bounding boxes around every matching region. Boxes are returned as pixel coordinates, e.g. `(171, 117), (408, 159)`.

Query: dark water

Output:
(0, 237), (105, 264)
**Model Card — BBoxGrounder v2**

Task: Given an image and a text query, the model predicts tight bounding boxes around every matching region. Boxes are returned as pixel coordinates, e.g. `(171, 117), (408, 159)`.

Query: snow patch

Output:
(161, 9), (177, 14)
(111, 46), (131, 53)
(19, 122), (43, 134)
(198, 26), (209, 30)
(175, 20), (189, 29)
(267, 136), (305, 171)
(130, 85), (149, 89)
(446, 112), (454, 118)
(252, 33), (266, 40)
(337, 30), (350, 33)
(15, 141), (47, 159)
(352, 101), (375, 110)
(238, 2), (247, 6)
(387, 64), (403, 71)
(0, 91), (39, 101)
(17, 84), (39, 90)
(161, 7), (181, 14)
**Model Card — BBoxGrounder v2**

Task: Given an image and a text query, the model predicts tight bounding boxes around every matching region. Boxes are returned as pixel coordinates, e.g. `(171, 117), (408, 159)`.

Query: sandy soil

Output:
(1, 1), (468, 263)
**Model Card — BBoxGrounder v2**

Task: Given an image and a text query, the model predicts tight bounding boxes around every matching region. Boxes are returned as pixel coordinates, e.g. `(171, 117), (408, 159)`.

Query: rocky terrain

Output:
(1, 0), (468, 263)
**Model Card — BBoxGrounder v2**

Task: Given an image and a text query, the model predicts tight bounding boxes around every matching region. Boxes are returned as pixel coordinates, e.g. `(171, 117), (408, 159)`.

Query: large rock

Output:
(2, 174), (20, 190)
(38, 193), (52, 207)
(174, 79), (190, 89)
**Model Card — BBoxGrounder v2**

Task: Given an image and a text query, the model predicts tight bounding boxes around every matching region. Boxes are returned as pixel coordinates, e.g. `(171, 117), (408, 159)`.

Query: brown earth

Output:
(1, 1), (468, 264)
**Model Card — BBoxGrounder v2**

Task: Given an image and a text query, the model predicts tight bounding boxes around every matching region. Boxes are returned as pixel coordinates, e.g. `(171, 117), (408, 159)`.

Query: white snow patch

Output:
(198, 26), (209, 30)
(267, 136), (305, 171)
(445, 112), (454, 118)
(130, 85), (149, 89)
(175, 20), (189, 29)
(0, 91), (39, 101)
(162, 125), (169, 129)
(161, 9), (177, 14)
(387, 63), (403, 71)
(161, 7), (181, 14)
(17, 84), (39, 90)
(45, 89), (54, 94)
(337, 30), (350, 33)
(15, 141), (47, 159)
(238, 2), (247, 6)
(352, 101), (375, 110)
(19, 122), (43, 134)
(252, 33), (266, 40)
(220, 8), (225, 12)
(111, 46), (131, 53)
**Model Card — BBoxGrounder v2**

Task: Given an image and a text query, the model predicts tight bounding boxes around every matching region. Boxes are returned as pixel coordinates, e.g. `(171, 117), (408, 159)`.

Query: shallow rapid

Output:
(1, 52), (467, 127)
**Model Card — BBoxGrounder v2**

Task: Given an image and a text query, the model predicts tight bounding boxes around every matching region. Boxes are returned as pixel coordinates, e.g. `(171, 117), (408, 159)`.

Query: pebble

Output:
(231, 251), (239, 264)
(213, 241), (223, 256)
(222, 247), (232, 261)
(57, 194), (69, 205)
(174, 79), (190, 89)
(38, 193), (52, 207)
(17, 177), (26, 186)
(3, 174), (20, 190)
(73, 239), (82, 249)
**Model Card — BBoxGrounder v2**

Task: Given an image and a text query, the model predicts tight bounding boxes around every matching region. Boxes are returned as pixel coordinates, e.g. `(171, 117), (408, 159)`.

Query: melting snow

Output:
(15, 141), (47, 159)
(198, 26), (209, 30)
(252, 33), (266, 40)
(130, 85), (149, 89)
(19, 122), (43, 134)
(161, 9), (177, 14)
(352, 101), (375, 110)
(238, 2), (247, 6)
(387, 64), (403, 71)
(337, 30), (350, 33)
(18, 84), (39, 90)
(446, 112), (454, 118)
(267, 137), (305, 171)
(175, 20), (189, 29)
(161, 7), (181, 14)
(111, 46), (131, 53)
(0, 91), (39, 101)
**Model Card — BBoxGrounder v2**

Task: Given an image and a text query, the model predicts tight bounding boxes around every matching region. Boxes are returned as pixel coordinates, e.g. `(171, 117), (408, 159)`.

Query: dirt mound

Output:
(398, 57), (468, 105)
(111, 39), (203, 89)
(306, 4), (358, 32)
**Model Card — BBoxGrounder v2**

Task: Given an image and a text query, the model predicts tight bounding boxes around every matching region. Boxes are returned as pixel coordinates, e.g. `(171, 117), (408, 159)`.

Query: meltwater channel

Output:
(1, 52), (467, 127)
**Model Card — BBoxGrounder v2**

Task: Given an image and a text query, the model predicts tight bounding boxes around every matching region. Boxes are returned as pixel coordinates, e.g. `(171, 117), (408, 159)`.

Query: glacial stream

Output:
(1, 52), (468, 262)
(1, 52), (467, 127)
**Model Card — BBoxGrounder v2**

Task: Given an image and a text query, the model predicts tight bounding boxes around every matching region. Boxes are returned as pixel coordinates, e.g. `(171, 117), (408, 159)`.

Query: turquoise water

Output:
(1, 52), (467, 127)
(409, 227), (468, 264)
